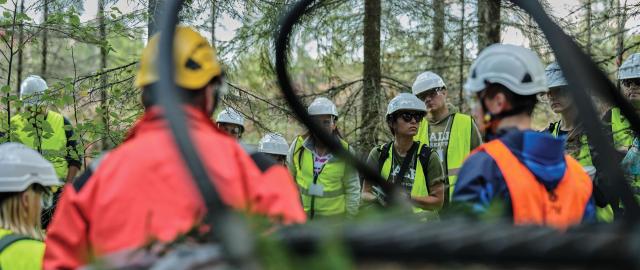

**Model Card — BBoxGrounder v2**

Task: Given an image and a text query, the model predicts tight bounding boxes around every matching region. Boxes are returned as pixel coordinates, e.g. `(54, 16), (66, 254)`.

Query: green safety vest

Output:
(0, 229), (44, 270)
(414, 113), (472, 200)
(11, 111), (68, 179)
(548, 121), (614, 223)
(611, 107), (635, 150)
(293, 136), (349, 218)
(378, 141), (436, 217)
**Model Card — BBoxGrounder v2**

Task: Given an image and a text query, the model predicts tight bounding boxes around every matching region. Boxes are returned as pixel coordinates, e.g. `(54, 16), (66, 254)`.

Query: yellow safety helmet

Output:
(134, 26), (222, 90)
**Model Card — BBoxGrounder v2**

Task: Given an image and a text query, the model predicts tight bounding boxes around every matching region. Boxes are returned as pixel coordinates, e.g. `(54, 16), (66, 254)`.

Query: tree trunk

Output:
(148, 0), (162, 38)
(476, 0), (501, 51)
(41, 0), (49, 78)
(361, 0), (382, 153)
(99, 0), (109, 150)
(16, 0), (24, 95)
(458, 0), (465, 111)
(615, 0), (627, 89)
(585, 0), (592, 55)
(432, 0), (445, 75)
(211, 0), (217, 46)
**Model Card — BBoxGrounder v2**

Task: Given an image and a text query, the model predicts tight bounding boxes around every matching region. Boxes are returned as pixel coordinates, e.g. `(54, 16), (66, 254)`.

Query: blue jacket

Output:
(452, 128), (596, 222)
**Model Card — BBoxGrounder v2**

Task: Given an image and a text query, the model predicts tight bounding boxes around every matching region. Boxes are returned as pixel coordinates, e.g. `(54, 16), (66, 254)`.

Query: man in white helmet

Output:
(411, 71), (482, 205)
(452, 44), (595, 230)
(4, 75), (82, 184)
(542, 62), (614, 223)
(215, 108), (245, 139)
(603, 52), (640, 152)
(287, 97), (360, 219)
(258, 133), (289, 165)
(363, 93), (445, 218)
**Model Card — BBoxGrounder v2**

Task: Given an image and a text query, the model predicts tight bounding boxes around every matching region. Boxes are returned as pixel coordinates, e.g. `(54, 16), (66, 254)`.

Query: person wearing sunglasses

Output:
(288, 97), (360, 220)
(216, 107), (245, 139)
(411, 71), (482, 206)
(542, 62), (614, 223)
(362, 93), (445, 219)
(602, 53), (640, 153)
(452, 44), (595, 230)
(0, 142), (61, 269)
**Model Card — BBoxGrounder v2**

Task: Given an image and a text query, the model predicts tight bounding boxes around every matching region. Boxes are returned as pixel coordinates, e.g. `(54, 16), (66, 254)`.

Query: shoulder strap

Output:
(377, 141), (393, 173)
(418, 144), (432, 184)
(0, 234), (33, 253)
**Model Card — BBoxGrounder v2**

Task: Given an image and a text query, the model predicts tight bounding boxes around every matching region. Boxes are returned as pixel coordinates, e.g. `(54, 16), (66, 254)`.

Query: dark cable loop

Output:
(274, 0), (402, 207)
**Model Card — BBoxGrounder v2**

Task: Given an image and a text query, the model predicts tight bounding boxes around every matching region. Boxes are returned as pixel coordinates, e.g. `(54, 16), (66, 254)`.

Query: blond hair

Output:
(0, 186), (44, 240)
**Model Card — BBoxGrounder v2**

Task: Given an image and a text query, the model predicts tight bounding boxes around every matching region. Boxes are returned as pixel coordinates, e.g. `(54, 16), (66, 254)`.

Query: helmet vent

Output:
(522, 73), (532, 83)
(185, 58), (201, 70)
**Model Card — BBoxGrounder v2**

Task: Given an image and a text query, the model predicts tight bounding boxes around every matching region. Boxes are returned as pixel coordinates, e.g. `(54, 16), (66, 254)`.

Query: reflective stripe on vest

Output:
(415, 113), (472, 198)
(478, 140), (593, 230)
(11, 111), (68, 179)
(379, 142), (432, 215)
(611, 107), (634, 150)
(292, 136), (348, 216)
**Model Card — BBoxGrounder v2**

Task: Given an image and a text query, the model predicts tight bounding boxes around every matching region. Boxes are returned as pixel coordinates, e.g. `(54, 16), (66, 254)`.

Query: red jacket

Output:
(43, 106), (306, 269)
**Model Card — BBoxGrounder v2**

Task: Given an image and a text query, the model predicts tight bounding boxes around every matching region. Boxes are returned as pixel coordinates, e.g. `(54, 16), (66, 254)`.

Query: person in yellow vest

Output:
(8, 75), (82, 183)
(542, 62), (614, 222)
(0, 142), (61, 269)
(362, 93), (445, 219)
(603, 53), (640, 152)
(411, 71), (482, 204)
(287, 97), (360, 219)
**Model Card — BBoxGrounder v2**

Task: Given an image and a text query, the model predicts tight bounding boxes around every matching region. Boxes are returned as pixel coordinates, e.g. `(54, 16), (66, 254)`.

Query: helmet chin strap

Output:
(481, 101), (527, 136)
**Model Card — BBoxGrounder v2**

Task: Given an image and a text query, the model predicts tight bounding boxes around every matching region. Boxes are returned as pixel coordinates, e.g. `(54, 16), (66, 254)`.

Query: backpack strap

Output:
(377, 141), (393, 173)
(0, 234), (33, 253)
(418, 144), (433, 192)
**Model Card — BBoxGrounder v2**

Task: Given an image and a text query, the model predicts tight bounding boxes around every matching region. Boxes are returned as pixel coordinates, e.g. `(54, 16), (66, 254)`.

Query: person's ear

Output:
(20, 192), (30, 217)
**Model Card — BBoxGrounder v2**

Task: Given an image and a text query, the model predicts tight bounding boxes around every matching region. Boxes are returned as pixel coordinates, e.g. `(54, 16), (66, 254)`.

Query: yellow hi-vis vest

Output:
(379, 141), (435, 216)
(611, 107), (634, 150)
(11, 111), (68, 179)
(548, 121), (614, 223)
(0, 229), (44, 270)
(293, 136), (349, 218)
(414, 113), (472, 199)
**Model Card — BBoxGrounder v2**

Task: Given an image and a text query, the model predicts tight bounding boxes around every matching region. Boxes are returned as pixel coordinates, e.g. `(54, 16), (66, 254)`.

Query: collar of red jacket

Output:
(124, 105), (219, 141)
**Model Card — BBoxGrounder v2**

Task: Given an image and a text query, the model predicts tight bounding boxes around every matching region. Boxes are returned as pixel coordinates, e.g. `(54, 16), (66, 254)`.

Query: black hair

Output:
(141, 76), (224, 109)
(483, 83), (538, 116)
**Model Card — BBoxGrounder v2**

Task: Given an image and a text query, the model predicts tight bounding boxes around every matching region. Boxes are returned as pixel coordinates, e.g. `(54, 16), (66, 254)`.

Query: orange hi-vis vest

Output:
(477, 139), (593, 230)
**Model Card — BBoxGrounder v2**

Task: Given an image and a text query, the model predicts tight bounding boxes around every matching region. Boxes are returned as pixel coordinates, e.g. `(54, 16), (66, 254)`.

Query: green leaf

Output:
(0, 85), (10, 94)
(0, 0), (7, 5)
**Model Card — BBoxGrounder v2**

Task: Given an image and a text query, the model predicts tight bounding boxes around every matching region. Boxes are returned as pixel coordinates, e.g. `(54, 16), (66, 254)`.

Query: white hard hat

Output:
(545, 62), (568, 89)
(216, 108), (244, 127)
(258, 133), (289, 156)
(412, 71), (446, 96)
(386, 93), (427, 116)
(464, 44), (547, 95)
(0, 142), (61, 192)
(20, 75), (48, 106)
(619, 53), (640, 80)
(307, 97), (338, 117)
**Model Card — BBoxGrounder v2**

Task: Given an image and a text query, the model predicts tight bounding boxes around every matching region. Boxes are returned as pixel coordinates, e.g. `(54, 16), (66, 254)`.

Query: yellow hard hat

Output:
(134, 26), (222, 90)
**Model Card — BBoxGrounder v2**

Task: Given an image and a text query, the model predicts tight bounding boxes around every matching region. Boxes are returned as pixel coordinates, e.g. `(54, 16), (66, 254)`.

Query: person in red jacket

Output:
(43, 26), (306, 269)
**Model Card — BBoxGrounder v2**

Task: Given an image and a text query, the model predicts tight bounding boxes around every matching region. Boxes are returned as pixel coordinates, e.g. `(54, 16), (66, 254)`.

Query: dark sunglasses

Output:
(396, 111), (425, 122)
(622, 78), (640, 88)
